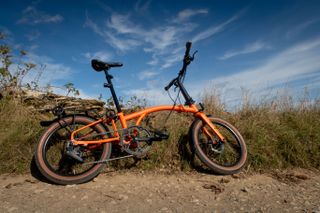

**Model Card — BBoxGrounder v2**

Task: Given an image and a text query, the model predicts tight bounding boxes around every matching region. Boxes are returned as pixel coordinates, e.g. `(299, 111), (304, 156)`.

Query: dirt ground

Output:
(0, 169), (319, 213)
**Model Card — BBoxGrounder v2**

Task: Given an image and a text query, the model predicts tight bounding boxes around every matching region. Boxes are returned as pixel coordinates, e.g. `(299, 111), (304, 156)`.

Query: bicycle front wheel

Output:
(190, 117), (247, 175)
(35, 115), (112, 185)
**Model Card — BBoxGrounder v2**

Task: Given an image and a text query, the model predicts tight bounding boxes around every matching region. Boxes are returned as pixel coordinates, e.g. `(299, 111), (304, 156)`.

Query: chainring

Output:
(122, 126), (152, 157)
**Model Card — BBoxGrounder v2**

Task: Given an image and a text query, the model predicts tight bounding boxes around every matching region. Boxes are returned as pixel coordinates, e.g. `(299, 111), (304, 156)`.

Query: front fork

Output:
(196, 113), (225, 144)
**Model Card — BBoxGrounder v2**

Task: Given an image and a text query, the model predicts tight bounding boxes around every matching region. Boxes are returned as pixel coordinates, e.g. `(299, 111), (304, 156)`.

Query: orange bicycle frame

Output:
(70, 104), (225, 145)
(72, 42), (226, 146)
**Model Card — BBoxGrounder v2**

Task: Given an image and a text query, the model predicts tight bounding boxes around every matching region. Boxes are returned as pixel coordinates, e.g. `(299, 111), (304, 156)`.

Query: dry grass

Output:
(0, 89), (319, 174)
(132, 90), (320, 172)
(0, 96), (43, 174)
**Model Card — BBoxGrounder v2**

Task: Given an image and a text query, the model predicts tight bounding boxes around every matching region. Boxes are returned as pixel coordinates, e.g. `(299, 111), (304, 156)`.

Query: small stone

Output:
(192, 199), (199, 203)
(34, 189), (45, 194)
(161, 207), (168, 211)
(219, 178), (230, 184)
(5, 184), (12, 189)
(119, 194), (128, 200)
(240, 187), (249, 193)
(25, 179), (38, 184)
(8, 207), (18, 212)
(231, 174), (240, 179)
(81, 195), (89, 200)
(66, 184), (76, 188)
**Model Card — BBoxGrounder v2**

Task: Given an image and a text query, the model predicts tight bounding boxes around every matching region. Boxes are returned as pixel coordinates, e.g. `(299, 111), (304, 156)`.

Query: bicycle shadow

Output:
(177, 134), (219, 175)
(30, 155), (52, 184)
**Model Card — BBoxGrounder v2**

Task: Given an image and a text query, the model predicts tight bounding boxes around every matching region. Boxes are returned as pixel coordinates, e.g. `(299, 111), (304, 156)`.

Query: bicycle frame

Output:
(71, 43), (226, 146)
(70, 104), (225, 145)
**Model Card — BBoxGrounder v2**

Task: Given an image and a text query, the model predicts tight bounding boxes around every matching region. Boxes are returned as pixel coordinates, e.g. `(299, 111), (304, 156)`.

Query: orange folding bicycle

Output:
(35, 42), (247, 185)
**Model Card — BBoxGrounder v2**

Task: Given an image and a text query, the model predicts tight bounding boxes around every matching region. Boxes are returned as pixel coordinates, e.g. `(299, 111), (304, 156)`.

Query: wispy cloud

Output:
(175, 9), (208, 22)
(286, 18), (320, 39)
(134, 0), (152, 13)
(17, 5), (63, 25)
(104, 13), (194, 52)
(20, 53), (74, 87)
(83, 13), (104, 36)
(85, 8), (243, 71)
(202, 38), (320, 106)
(83, 51), (112, 61)
(85, 12), (194, 67)
(105, 31), (141, 52)
(25, 30), (41, 41)
(192, 12), (241, 43)
(219, 41), (268, 60)
(124, 88), (171, 104)
(138, 70), (159, 80)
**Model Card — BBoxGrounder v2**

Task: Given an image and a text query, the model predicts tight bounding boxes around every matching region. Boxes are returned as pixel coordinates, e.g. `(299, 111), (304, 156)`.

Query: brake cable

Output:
(162, 86), (181, 130)
(161, 49), (197, 131)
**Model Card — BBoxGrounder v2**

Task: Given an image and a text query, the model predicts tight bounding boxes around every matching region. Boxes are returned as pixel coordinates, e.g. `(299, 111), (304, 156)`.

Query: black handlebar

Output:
(185, 41), (192, 57)
(164, 41), (196, 105)
(164, 41), (194, 91)
(164, 77), (177, 91)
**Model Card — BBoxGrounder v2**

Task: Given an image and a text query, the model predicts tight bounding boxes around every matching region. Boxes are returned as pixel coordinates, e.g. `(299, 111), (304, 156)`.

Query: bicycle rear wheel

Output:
(190, 117), (247, 174)
(35, 115), (112, 185)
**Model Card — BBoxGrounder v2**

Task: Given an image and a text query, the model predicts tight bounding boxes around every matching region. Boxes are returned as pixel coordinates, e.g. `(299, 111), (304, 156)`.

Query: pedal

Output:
(152, 130), (169, 141)
(66, 149), (84, 163)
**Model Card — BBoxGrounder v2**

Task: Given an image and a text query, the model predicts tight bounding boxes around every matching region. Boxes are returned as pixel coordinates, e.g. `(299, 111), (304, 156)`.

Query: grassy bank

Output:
(0, 93), (319, 174)
(0, 96), (43, 173)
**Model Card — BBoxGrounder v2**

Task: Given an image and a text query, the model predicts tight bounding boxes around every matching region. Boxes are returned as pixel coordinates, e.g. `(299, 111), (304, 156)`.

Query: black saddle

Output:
(91, 59), (123, 72)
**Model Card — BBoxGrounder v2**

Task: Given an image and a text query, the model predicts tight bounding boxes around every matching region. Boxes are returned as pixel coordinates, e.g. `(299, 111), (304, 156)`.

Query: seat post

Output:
(104, 70), (122, 113)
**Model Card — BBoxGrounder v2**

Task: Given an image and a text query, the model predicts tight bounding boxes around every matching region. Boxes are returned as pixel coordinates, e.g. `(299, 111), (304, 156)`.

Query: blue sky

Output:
(1, 0), (320, 107)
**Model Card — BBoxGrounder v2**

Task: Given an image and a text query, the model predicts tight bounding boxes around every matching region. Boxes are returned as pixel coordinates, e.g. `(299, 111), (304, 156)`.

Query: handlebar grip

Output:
(185, 41), (192, 55)
(164, 78), (177, 91)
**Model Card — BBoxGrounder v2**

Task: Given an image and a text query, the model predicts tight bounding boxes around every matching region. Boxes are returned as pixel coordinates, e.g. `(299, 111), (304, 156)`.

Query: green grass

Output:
(0, 91), (319, 174)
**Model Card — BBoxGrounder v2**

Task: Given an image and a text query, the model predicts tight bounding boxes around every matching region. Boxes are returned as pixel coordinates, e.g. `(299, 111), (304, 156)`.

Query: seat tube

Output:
(105, 70), (122, 113)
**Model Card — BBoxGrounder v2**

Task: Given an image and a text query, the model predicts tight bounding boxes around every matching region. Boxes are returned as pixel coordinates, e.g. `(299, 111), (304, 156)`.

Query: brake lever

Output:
(173, 81), (179, 92)
(191, 50), (198, 61)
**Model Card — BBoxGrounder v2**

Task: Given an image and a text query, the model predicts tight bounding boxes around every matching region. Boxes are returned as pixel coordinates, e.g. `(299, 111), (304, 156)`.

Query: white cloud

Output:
(176, 9), (208, 22)
(286, 18), (320, 39)
(104, 13), (195, 53)
(107, 13), (143, 35)
(20, 53), (74, 87)
(25, 30), (41, 41)
(134, 0), (151, 12)
(138, 70), (159, 80)
(201, 38), (320, 106)
(219, 41), (268, 60)
(85, 8), (243, 70)
(124, 88), (171, 105)
(83, 13), (104, 36)
(192, 13), (240, 43)
(83, 51), (112, 61)
(17, 6), (63, 25)
(105, 31), (141, 52)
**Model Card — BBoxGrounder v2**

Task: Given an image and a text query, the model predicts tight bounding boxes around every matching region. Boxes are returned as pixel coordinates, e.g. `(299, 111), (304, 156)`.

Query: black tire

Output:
(35, 116), (112, 185)
(190, 117), (247, 175)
